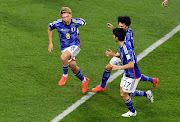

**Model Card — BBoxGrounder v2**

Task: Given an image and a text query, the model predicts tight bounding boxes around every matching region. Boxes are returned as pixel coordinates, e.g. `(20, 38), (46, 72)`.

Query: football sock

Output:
(130, 90), (147, 97)
(74, 69), (85, 83)
(101, 69), (111, 88)
(140, 74), (153, 82)
(124, 97), (135, 113)
(63, 64), (69, 77)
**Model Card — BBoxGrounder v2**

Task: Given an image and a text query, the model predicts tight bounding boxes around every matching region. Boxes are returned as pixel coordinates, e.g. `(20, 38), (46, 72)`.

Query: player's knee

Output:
(120, 92), (125, 98)
(120, 89), (126, 98)
(120, 91), (129, 100)
(61, 54), (68, 61)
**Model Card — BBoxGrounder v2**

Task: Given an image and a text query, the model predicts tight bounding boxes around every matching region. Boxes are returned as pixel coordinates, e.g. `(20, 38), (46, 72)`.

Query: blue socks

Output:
(101, 69), (111, 88)
(74, 69), (85, 82)
(63, 64), (69, 76)
(124, 97), (135, 113)
(140, 74), (153, 82)
(130, 90), (147, 97)
(63, 64), (85, 83)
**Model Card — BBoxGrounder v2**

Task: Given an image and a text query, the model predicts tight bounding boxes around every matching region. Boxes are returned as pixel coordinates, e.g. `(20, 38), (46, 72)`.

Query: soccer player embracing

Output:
(47, 7), (89, 93)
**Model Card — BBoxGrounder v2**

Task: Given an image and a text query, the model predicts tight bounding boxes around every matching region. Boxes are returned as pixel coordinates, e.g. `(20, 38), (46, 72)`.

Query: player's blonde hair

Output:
(60, 7), (72, 15)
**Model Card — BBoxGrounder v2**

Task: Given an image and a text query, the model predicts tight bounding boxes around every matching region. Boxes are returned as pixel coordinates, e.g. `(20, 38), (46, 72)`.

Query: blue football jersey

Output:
(125, 28), (134, 50)
(48, 18), (86, 51)
(118, 41), (141, 79)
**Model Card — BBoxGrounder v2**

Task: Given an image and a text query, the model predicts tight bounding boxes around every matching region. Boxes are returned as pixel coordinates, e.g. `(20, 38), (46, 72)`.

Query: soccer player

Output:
(92, 16), (158, 92)
(110, 28), (153, 117)
(162, 0), (168, 6)
(47, 7), (89, 93)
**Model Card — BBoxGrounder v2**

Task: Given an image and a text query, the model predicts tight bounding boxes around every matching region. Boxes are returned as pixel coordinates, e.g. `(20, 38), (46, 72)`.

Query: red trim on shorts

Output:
(72, 59), (76, 61)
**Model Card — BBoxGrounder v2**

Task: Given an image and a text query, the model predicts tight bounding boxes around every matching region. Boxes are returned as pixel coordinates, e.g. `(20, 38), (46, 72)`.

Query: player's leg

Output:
(121, 90), (137, 117)
(102, 64), (112, 87)
(59, 45), (81, 86)
(58, 50), (71, 86)
(91, 63), (111, 92)
(140, 74), (159, 87)
(102, 56), (122, 87)
(129, 77), (154, 103)
(120, 76), (142, 117)
(70, 60), (85, 82)
(92, 57), (121, 92)
(130, 90), (147, 97)
(70, 60), (89, 93)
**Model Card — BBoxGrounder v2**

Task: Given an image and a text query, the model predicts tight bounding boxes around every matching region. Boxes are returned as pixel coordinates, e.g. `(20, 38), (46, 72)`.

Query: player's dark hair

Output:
(117, 16), (131, 27)
(113, 28), (126, 41)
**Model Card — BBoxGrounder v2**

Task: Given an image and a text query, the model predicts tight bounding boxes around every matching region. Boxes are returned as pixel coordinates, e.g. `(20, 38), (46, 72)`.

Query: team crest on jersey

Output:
(71, 27), (76, 32)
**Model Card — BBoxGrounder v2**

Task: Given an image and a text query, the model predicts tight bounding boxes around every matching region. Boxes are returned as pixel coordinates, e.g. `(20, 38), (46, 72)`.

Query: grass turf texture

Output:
(0, 0), (180, 121)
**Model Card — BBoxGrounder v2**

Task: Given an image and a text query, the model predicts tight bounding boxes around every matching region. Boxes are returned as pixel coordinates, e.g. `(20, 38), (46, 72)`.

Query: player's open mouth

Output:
(66, 21), (70, 25)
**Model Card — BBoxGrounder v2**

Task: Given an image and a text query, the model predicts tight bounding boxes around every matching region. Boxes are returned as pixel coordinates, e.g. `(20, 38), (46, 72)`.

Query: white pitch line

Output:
(51, 24), (180, 122)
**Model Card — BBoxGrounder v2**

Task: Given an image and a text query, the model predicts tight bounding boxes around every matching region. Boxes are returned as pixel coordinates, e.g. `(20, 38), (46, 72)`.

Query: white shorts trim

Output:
(61, 45), (81, 62)
(120, 75), (141, 93)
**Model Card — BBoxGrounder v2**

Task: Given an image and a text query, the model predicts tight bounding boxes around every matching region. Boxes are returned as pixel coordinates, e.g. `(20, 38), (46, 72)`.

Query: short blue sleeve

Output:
(48, 20), (58, 30)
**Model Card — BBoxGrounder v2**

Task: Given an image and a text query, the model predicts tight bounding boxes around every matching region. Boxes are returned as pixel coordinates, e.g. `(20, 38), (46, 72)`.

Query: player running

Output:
(47, 7), (89, 93)
(110, 28), (153, 117)
(92, 16), (158, 92)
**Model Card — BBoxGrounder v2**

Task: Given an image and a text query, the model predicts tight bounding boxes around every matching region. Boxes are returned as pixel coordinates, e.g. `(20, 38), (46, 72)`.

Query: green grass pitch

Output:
(0, 0), (180, 121)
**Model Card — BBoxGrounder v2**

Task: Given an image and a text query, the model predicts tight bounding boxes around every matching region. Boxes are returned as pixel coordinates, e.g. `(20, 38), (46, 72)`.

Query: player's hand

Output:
(106, 49), (115, 57)
(107, 23), (114, 30)
(48, 43), (53, 54)
(162, 0), (168, 6)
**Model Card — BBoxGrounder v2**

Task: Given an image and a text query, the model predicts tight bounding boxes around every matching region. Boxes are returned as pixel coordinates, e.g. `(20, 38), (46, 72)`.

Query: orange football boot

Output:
(58, 76), (68, 86)
(152, 78), (159, 87)
(92, 85), (106, 92)
(82, 77), (89, 93)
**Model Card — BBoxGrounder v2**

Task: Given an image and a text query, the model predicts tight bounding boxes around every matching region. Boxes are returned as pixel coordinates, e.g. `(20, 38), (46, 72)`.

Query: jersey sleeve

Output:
(73, 18), (86, 27)
(124, 45), (134, 63)
(78, 18), (86, 26)
(126, 31), (134, 49)
(48, 20), (58, 30)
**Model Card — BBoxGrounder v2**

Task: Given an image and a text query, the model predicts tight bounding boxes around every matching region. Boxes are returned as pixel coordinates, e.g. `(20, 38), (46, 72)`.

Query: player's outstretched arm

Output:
(48, 27), (53, 54)
(111, 61), (134, 70)
(162, 0), (168, 6)
(107, 23), (114, 30)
